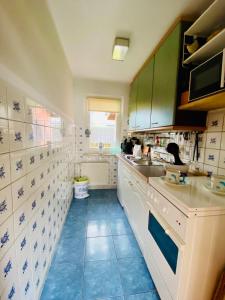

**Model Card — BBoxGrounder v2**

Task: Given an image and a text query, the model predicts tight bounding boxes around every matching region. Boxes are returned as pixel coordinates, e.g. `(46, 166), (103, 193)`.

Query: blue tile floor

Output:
(41, 189), (160, 300)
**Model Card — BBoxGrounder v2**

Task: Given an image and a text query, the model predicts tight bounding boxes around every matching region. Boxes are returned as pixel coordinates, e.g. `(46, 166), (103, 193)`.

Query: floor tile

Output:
(87, 206), (110, 220)
(113, 235), (142, 259)
(41, 263), (83, 300)
(85, 236), (116, 261)
(118, 257), (155, 295)
(41, 190), (159, 300)
(84, 260), (123, 300)
(125, 291), (160, 300)
(53, 237), (85, 264)
(86, 219), (112, 237)
(95, 297), (124, 300)
(110, 218), (133, 235)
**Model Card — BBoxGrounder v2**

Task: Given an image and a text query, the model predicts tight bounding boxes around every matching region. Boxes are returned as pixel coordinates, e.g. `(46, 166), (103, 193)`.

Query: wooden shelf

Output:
(185, 0), (225, 36)
(128, 125), (206, 133)
(179, 91), (225, 111)
(183, 0), (225, 65)
(183, 28), (225, 64)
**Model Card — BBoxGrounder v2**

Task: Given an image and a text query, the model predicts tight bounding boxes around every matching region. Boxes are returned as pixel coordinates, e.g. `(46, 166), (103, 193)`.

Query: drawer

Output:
(149, 188), (188, 241)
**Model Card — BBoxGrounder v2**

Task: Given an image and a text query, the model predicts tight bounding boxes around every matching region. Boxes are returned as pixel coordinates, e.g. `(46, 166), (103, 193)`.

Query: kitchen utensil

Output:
(166, 143), (184, 165)
(160, 176), (190, 187)
(203, 182), (225, 196)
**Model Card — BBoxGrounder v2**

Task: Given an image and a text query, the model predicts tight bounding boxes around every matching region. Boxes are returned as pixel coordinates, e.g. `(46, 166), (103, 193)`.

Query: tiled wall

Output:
(0, 79), (75, 300)
(74, 126), (118, 186)
(133, 108), (225, 176)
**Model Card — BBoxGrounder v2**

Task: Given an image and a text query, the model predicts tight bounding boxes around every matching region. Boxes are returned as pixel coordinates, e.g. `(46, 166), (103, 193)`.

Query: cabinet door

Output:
(136, 58), (154, 130)
(128, 79), (138, 130)
(151, 23), (181, 128)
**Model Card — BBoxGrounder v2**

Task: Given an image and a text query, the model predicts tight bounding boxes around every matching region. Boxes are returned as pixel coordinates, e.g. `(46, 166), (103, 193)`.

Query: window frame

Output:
(86, 97), (122, 153)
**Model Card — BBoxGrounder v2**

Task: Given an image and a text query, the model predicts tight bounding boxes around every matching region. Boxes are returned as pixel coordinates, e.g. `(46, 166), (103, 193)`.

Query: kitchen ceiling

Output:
(47, 0), (213, 83)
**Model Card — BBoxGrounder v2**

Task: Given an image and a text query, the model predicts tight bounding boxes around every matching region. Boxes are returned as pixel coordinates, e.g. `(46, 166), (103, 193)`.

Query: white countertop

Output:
(149, 176), (225, 216)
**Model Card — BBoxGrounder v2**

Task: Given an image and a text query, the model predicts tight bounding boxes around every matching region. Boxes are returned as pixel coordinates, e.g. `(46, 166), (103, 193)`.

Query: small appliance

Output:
(189, 49), (225, 101)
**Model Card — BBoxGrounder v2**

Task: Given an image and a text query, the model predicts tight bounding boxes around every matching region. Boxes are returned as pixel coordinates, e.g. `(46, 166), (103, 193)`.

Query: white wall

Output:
(73, 78), (129, 188)
(0, 0), (75, 120)
(74, 78), (129, 149)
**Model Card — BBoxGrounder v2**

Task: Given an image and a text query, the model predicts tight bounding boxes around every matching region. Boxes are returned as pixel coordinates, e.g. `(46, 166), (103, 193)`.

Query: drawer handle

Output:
(152, 122), (158, 125)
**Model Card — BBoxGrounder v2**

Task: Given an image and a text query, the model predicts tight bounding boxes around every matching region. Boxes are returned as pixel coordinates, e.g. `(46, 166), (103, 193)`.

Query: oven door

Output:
(147, 204), (185, 299)
(189, 49), (225, 101)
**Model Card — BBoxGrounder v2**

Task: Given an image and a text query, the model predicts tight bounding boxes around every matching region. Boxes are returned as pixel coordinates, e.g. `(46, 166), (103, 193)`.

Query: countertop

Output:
(149, 177), (225, 216)
(117, 154), (165, 182)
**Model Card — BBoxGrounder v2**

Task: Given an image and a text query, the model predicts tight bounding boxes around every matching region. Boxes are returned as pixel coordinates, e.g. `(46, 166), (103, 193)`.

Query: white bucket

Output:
(74, 180), (89, 199)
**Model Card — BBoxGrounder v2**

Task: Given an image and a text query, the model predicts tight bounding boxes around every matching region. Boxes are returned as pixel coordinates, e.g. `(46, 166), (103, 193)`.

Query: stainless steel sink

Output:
(131, 159), (162, 166)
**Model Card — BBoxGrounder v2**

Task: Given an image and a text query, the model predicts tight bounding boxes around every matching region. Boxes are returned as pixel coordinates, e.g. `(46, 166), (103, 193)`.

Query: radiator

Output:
(80, 161), (109, 186)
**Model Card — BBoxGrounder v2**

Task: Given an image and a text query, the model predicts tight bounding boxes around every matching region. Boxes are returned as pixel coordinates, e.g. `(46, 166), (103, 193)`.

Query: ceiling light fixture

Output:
(112, 37), (129, 61)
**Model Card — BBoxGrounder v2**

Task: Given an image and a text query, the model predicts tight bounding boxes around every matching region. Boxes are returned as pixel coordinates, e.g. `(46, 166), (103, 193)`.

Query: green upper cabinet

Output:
(128, 78), (138, 130)
(151, 23), (181, 128)
(136, 58), (154, 130)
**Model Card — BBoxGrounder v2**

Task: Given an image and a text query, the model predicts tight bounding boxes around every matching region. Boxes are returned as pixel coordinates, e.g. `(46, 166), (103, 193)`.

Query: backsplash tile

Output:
(132, 108), (225, 176)
(207, 111), (224, 132)
(205, 132), (222, 149)
(0, 79), (75, 300)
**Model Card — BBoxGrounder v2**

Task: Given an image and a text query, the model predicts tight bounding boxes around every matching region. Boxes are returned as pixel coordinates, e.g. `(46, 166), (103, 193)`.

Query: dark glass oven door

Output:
(189, 51), (224, 101)
(148, 212), (179, 274)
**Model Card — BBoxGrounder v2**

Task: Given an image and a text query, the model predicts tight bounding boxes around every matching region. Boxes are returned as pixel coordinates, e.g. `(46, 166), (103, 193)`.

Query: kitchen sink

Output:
(131, 159), (162, 166)
(123, 155), (164, 167)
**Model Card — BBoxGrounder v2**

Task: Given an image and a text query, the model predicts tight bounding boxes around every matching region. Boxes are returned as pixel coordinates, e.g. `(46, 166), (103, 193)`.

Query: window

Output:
(87, 97), (121, 150)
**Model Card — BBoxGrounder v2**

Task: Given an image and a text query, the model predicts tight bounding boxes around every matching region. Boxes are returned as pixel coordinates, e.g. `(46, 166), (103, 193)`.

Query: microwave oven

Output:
(189, 49), (225, 102)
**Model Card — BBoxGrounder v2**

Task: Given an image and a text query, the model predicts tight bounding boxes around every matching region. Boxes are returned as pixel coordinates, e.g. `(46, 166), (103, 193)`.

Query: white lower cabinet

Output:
(117, 160), (149, 253)
(117, 158), (225, 300)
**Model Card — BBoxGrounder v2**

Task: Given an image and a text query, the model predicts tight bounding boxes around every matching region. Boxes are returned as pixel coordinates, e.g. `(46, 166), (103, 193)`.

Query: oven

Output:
(146, 188), (187, 299)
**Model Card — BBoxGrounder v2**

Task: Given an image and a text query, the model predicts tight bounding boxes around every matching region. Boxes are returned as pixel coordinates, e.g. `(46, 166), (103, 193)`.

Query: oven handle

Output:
(220, 48), (225, 88)
(147, 201), (185, 250)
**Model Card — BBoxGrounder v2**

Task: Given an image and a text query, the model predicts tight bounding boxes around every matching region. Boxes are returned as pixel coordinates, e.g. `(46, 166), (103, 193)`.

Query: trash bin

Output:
(74, 176), (89, 199)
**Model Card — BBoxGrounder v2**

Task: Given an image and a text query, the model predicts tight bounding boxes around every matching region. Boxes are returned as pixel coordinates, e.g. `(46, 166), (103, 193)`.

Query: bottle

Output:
(99, 142), (104, 154)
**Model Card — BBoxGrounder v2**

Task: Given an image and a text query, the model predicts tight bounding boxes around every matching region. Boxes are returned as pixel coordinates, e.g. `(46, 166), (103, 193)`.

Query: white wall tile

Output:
(207, 111), (224, 132)
(0, 81), (8, 119)
(0, 245), (17, 295)
(10, 150), (27, 182)
(204, 149), (220, 167)
(0, 119), (9, 154)
(11, 176), (28, 211)
(0, 185), (12, 226)
(7, 85), (25, 122)
(0, 215), (14, 260)
(203, 164), (218, 176)
(0, 79), (75, 300)
(9, 120), (26, 151)
(25, 97), (37, 124)
(0, 153), (11, 190)
(221, 132), (225, 150)
(26, 148), (39, 173)
(25, 123), (36, 148)
(13, 200), (30, 239)
(218, 168), (225, 176)
(206, 132), (222, 149)
(219, 150), (225, 169)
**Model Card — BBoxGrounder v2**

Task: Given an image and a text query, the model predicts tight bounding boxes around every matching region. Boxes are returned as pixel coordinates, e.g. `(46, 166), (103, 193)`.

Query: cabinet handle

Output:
(152, 122), (158, 125)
